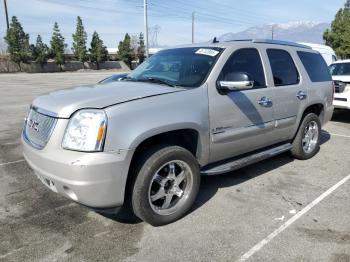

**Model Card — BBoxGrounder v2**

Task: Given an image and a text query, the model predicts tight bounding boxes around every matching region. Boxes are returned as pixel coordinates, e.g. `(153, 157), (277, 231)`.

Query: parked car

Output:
(22, 39), (334, 226)
(329, 60), (350, 110)
(299, 42), (337, 65)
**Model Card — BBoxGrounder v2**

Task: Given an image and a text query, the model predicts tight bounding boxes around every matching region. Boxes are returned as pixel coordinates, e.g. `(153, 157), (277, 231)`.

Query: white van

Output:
(299, 43), (337, 65)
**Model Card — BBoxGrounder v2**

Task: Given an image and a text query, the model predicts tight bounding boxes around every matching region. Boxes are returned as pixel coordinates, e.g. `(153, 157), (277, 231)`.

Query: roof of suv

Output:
(224, 39), (312, 49)
(175, 39), (314, 51)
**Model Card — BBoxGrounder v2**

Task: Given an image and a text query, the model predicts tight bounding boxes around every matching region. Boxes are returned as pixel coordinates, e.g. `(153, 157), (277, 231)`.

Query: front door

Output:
(208, 48), (275, 163)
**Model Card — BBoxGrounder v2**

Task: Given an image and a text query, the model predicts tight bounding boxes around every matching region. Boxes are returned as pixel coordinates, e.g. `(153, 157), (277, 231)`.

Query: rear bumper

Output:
(22, 133), (133, 208)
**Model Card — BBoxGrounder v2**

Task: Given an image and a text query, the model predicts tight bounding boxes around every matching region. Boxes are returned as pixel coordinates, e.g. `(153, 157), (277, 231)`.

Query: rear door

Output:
(208, 48), (275, 162)
(265, 48), (308, 143)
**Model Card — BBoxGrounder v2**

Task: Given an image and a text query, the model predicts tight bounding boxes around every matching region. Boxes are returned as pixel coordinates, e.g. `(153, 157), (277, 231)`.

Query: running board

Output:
(201, 143), (292, 175)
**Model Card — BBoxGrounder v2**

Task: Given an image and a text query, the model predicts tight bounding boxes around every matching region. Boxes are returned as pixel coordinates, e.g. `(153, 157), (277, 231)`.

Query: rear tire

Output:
(131, 145), (200, 226)
(291, 113), (321, 160)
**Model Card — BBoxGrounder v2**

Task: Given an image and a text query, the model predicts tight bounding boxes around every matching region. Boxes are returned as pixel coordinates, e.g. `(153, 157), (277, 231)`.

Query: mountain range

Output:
(218, 21), (330, 44)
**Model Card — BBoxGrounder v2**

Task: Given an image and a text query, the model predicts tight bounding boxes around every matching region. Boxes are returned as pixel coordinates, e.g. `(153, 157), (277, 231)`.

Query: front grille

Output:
(334, 81), (346, 93)
(23, 108), (57, 149)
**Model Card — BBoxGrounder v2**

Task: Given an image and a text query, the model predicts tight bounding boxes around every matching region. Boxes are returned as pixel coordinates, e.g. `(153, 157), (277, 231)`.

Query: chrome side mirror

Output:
(217, 72), (254, 92)
(217, 80), (254, 91)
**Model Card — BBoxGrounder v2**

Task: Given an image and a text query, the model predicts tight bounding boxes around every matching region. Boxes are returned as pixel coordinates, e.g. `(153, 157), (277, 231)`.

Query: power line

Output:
(35, 0), (143, 16)
(36, 0), (280, 29)
(172, 0), (286, 22)
(149, 2), (271, 27)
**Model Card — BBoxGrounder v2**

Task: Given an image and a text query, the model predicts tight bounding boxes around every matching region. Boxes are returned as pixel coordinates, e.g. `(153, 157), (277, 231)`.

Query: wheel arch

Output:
(124, 127), (204, 207)
(293, 102), (324, 139)
(129, 126), (204, 165)
(302, 103), (324, 119)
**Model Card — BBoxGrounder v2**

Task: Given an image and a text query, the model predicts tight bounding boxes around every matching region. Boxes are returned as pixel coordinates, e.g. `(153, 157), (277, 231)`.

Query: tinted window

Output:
(297, 51), (332, 82)
(329, 63), (350, 76)
(267, 49), (299, 86)
(218, 48), (266, 88)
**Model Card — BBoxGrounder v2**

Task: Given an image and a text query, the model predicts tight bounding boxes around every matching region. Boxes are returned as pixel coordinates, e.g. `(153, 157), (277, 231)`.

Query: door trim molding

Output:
(211, 121), (274, 143)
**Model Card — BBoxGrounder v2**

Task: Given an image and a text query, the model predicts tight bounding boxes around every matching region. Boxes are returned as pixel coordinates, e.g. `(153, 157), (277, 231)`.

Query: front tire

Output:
(131, 145), (200, 226)
(291, 113), (321, 160)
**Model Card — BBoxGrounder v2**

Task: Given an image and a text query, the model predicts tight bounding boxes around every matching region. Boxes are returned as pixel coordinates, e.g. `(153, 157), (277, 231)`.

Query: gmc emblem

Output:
(27, 119), (39, 132)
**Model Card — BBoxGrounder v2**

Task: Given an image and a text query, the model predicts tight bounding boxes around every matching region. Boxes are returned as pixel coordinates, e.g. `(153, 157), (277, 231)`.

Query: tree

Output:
(117, 33), (133, 68)
(50, 22), (66, 71)
(72, 16), (88, 64)
(89, 31), (108, 69)
(31, 35), (49, 68)
(137, 32), (146, 63)
(323, 1), (350, 59)
(4, 16), (30, 71)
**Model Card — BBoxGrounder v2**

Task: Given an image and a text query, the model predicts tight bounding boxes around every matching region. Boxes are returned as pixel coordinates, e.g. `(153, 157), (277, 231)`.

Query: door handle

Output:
(296, 91), (307, 100)
(258, 96), (272, 107)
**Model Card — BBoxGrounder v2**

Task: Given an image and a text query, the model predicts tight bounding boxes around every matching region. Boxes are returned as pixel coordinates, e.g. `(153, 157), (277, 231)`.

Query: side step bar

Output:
(201, 143), (292, 176)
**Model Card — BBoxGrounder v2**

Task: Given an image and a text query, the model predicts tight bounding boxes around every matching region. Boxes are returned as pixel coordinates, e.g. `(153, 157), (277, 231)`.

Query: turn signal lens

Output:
(97, 126), (105, 142)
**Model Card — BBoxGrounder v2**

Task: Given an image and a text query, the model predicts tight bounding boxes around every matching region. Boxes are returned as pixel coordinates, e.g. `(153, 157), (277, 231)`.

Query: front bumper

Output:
(22, 120), (133, 208)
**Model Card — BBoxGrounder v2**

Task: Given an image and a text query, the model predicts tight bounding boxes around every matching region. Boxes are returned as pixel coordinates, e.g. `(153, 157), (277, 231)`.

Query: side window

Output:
(267, 49), (299, 86)
(297, 51), (332, 82)
(219, 48), (266, 88)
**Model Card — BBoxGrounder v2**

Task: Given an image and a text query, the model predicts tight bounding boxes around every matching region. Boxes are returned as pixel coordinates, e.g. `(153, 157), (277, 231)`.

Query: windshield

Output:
(329, 63), (350, 76)
(127, 47), (223, 88)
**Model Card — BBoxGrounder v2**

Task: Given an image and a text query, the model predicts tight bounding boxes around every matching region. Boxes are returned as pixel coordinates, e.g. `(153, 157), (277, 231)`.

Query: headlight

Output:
(62, 109), (107, 152)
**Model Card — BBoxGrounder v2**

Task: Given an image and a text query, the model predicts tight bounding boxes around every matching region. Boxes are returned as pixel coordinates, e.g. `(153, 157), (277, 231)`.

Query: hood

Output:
(332, 75), (350, 83)
(32, 81), (184, 118)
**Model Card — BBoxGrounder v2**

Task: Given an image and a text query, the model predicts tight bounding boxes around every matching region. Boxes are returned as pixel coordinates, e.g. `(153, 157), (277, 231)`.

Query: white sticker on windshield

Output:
(195, 48), (219, 57)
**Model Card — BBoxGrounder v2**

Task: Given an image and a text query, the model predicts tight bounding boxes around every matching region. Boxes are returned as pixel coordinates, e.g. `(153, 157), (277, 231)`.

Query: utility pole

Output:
(144, 0), (149, 57)
(271, 25), (274, 40)
(192, 12), (195, 44)
(3, 0), (9, 30)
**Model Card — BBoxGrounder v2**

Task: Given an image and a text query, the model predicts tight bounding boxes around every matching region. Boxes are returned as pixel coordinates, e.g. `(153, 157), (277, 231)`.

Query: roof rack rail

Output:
(223, 39), (311, 49)
(252, 39), (312, 49)
(225, 39), (253, 42)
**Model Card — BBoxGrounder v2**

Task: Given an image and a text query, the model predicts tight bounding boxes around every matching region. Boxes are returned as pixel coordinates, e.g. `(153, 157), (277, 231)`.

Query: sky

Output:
(0, 0), (346, 49)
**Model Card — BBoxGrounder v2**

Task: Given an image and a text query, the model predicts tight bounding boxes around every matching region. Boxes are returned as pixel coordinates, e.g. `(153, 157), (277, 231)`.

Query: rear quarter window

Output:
(297, 51), (332, 82)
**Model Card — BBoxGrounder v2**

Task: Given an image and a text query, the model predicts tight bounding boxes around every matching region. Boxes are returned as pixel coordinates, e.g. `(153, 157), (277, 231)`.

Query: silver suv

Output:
(22, 39), (334, 226)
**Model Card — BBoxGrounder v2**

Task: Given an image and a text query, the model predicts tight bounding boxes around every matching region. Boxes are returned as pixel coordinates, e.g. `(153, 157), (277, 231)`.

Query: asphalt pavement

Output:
(0, 72), (349, 262)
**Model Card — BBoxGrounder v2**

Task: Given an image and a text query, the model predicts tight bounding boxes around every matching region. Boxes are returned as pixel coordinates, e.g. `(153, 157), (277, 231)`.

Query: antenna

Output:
(212, 37), (219, 44)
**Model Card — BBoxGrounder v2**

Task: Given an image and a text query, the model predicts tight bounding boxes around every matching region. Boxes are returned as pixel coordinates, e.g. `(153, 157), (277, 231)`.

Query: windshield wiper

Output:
(139, 77), (177, 87)
(120, 76), (138, 81)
